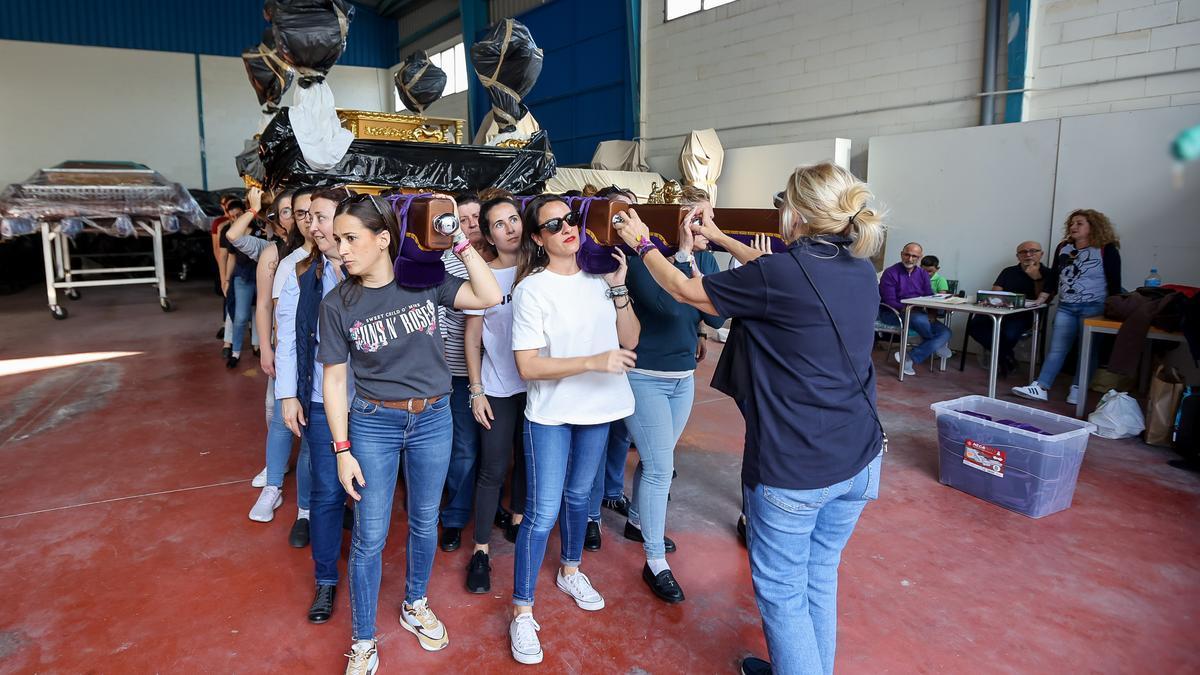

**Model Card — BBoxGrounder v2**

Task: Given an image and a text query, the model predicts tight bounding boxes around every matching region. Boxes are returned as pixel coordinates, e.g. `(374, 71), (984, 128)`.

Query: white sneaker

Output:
(1011, 383), (1048, 402)
(344, 640), (378, 675)
(400, 597), (448, 651)
(935, 344), (953, 360)
(1066, 385), (1079, 405)
(248, 486), (282, 522)
(251, 467), (267, 488)
(893, 352), (916, 376)
(510, 613), (543, 665)
(556, 570), (605, 611)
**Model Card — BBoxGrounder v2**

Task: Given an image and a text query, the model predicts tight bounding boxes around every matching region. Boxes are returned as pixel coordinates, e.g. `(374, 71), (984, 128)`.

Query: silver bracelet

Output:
(605, 285), (629, 299)
(469, 391), (487, 401)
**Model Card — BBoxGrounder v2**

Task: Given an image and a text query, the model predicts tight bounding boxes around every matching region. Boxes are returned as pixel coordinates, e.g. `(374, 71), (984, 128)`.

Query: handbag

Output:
(1145, 366), (1186, 446)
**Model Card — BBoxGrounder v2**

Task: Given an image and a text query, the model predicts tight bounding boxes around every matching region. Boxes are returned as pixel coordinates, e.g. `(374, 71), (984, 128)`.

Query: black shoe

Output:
(601, 494), (630, 517)
(622, 521), (676, 553)
(740, 656), (772, 675)
(495, 506), (513, 530)
(737, 515), (747, 547)
(584, 520), (602, 551)
(221, 346), (232, 359)
(440, 527), (462, 552)
(215, 327), (225, 340)
(642, 564), (685, 604)
(466, 550), (491, 593)
(225, 356), (239, 369)
(343, 504), (354, 531)
(307, 584), (336, 623)
(253, 347), (261, 357)
(504, 519), (520, 543)
(288, 517), (310, 548)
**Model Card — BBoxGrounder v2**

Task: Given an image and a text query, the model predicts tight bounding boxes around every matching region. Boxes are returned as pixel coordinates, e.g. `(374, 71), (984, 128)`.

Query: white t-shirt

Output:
(464, 265), (525, 397)
(273, 247), (310, 300)
(511, 269), (634, 426)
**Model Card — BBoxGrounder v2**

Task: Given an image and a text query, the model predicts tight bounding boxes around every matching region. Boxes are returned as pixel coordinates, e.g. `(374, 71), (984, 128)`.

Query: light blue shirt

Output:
(274, 256), (350, 403)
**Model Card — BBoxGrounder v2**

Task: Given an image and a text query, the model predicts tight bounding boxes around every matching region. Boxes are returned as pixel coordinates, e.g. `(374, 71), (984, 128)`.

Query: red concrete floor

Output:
(0, 281), (1198, 674)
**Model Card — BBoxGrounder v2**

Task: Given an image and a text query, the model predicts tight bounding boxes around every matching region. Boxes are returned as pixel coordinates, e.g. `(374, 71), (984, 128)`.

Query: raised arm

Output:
(226, 187), (262, 242)
(452, 233), (502, 310)
(613, 208), (717, 315)
(255, 245), (279, 376)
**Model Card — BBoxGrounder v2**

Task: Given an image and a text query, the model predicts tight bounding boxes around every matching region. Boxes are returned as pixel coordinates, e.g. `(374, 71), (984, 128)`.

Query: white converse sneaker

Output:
(935, 344), (953, 360)
(893, 352), (916, 376)
(556, 570), (605, 611)
(344, 640), (378, 675)
(1066, 385), (1079, 405)
(1011, 383), (1048, 402)
(509, 613), (543, 665)
(251, 467), (267, 488)
(400, 597), (448, 651)
(248, 486), (282, 522)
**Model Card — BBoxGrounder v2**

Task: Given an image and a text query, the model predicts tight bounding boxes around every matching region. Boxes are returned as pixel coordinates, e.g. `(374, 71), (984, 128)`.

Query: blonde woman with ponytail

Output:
(614, 162), (886, 675)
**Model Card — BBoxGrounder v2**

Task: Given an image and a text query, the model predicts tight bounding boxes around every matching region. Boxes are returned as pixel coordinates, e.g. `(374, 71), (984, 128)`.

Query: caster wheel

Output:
(160, 298), (174, 312)
(50, 305), (68, 320)
(65, 288), (81, 300)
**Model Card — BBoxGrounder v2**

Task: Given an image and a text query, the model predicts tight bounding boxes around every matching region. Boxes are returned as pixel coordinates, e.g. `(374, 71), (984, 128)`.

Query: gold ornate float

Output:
(336, 109), (464, 145)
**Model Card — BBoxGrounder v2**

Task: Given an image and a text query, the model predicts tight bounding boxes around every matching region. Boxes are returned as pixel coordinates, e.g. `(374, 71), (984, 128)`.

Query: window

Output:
(394, 41), (469, 112)
(666, 0), (736, 21)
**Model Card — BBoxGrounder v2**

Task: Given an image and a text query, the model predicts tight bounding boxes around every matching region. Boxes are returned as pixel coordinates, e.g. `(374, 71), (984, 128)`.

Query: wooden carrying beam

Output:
(579, 201), (780, 247)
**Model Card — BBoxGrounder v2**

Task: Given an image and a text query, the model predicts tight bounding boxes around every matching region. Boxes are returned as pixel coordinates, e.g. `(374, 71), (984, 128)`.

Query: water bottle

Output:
(1145, 268), (1162, 287)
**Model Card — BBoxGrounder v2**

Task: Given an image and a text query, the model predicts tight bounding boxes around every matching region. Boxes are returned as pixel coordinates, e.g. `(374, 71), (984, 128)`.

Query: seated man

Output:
(967, 240), (1049, 376)
(879, 242), (952, 375)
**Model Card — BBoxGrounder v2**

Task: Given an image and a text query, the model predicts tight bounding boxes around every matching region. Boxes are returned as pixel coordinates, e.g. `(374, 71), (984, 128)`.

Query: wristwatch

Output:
(674, 250), (694, 264)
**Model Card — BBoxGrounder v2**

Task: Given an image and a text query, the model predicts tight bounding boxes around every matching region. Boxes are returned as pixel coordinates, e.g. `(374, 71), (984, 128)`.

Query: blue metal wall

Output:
(0, 0), (399, 68)
(472, 0), (636, 166)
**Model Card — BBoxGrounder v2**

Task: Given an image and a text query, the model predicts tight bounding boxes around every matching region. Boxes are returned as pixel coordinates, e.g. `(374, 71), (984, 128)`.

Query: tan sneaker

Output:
(344, 640), (378, 675)
(400, 597), (449, 651)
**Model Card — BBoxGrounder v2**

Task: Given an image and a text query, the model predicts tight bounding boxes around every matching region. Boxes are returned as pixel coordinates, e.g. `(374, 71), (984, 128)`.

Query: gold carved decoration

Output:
(646, 180), (682, 204)
(336, 109), (464, 145)
(496, 138), (530, 149)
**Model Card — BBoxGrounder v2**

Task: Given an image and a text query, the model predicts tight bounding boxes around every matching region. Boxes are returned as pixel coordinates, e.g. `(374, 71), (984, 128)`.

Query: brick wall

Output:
(1026, 0), (1200, 118)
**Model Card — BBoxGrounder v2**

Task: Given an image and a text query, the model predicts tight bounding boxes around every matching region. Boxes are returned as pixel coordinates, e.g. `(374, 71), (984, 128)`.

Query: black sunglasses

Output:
(537, 210), (581, 234)
(340, 192), (385, 217)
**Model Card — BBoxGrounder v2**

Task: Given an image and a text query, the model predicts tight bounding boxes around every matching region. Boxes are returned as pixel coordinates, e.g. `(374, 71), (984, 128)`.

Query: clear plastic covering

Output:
(0, 162), (207, 239)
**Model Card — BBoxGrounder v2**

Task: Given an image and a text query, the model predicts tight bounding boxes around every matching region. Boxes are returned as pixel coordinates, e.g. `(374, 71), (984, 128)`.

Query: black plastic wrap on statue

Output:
(258, 111), (557, 194)
(268, 0), (353, 80)
(242, 29), (294, 107)
(394, 51), (447, 114)
(236, 139), (265, 185)
(470, 19), (543, 131)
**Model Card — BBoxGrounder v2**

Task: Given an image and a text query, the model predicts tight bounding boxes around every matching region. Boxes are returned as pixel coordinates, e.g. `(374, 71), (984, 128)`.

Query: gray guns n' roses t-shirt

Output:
(318, 277), (465, 401)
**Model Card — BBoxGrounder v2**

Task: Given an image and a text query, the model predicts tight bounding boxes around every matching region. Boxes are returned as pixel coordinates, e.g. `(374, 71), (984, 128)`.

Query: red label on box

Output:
(963, 439), (1006, 477)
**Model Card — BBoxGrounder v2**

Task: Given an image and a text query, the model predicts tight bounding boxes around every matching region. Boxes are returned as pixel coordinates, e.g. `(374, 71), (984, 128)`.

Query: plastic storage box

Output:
(930, 395), (1095, 518)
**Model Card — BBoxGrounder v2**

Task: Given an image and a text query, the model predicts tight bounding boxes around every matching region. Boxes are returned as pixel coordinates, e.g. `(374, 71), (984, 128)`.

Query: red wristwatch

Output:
(332, 440), (351, 455)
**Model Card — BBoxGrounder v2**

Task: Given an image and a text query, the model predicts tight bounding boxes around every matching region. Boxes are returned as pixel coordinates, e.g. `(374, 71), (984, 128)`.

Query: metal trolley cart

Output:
(0, 162), (206, 320)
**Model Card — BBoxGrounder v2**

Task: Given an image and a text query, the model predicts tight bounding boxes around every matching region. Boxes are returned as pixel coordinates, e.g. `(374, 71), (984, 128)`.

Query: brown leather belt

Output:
(360, 395), (443, 414)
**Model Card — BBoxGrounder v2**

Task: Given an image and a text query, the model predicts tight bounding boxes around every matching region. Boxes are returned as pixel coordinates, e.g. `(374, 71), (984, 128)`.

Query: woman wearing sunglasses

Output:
(462, 196), (529, 594)
(505, 195), (639, 665)
(320, 193), (501, 674)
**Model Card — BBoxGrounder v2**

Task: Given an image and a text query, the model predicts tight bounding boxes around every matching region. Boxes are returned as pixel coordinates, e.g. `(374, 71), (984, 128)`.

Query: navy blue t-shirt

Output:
(702, 237), (883, 490)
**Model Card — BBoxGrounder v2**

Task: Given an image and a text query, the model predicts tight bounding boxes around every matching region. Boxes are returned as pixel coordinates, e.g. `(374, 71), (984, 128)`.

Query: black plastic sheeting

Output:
(268, 0), (353, 82)
(242, 29), (294, 108)
(236, 138), (265, 186)
(258, 110), (557, 194)
(394, 51), (447, 114)
(470, 19), (543, 131)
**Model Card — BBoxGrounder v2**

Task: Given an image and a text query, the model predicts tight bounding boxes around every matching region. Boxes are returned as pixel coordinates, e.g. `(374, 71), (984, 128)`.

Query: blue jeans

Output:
(588, 420), (631, 520)
(230, 275), (256, 354)
(1035, 301), (1106, 390)
(440, 376), (479, 529)
(513, 420), (609, 606)
(744, 453), (882, 675)
(305, 402), (345, 586)
(266, 390), (311, 511)
(625, 372), (695, 560)
(348, 395), (452, 641)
